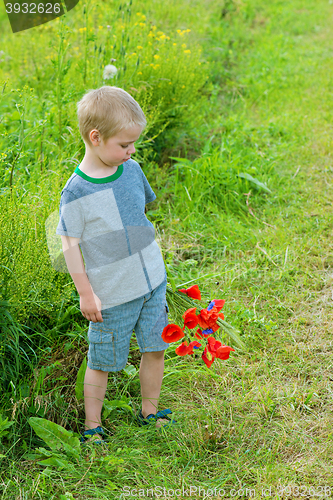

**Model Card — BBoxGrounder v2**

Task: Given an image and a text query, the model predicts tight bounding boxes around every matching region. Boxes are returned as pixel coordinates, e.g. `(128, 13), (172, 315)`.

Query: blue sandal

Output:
(137, 409), (177, 427)
(80, 426), (105, 444)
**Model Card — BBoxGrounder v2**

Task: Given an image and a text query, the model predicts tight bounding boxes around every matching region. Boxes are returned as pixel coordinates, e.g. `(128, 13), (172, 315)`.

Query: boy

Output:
(56, 86), (174, 441)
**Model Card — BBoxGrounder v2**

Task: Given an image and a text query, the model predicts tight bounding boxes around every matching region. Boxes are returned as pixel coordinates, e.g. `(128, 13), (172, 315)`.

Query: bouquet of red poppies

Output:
(163, 284), (244, 368)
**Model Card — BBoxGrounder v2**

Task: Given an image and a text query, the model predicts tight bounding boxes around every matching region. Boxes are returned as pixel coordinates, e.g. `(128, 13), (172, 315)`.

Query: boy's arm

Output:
(61, 235), (103, 323)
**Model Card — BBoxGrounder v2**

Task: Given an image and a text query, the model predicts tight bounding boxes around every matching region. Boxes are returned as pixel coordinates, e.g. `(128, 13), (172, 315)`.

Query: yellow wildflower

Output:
(184, 50), (191, 54)
(152, 26), (157, 31)
(138, 71), (142, 75)
(139, 22), (145, 27)
(137, 45), (143, 49)
(182, 85), (185, 88)
(98, 26), (103, 30)
(169, 82), (172, 85)
(177, 29), (181, 33)
(182, 43), (187, 48)
(136, 12), (141, 16)
(173, 43), (177, 46)
(141, 15), (146, 20)
(157, 31), (163, 35)
(154, 64), (160, 69)
(153, 54), (160, 60)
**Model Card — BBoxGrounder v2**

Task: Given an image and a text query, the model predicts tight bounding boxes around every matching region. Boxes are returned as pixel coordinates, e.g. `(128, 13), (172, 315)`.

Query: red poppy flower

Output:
(188, 340), (201, 353)
(179, 284), (201, 300)
(195, 328), (203, 339)
(202, 347), (215, 368)
(210, 299), (225, 312)
(206, 337), (235, 360)
(161, 324), (184, 343)
(216, 345), (235, 360)
(175, 341), (191, 356)
(207, 336), (222, 353)
(182, 307), (199, 330)
(175, 340), (202, 356)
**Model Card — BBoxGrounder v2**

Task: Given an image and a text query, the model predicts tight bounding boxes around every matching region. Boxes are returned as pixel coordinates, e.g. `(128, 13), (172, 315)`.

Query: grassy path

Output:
(197, 0), (333, 492)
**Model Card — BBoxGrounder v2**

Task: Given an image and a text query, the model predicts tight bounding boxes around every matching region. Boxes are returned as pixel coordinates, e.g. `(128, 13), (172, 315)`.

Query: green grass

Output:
(1, 0), (333, 498)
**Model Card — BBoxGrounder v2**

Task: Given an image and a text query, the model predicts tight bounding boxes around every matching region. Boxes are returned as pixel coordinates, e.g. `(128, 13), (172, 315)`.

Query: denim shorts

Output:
(87, 280), (169, 372)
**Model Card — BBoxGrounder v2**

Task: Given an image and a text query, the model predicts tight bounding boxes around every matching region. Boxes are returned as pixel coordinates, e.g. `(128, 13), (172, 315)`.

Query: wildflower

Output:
(154, 64), (160, 69)
(202, 328), (214, 336)
(182, 308), (198, 330)
(182, 43), (187, 48)
(207, 299), (225, 312)
(179, 284), (201, 300)
(137, 45), (143, 49)
(175, 341), (192, 356)
(103, 64), (118, 79)
(173, 43), (177, 46)
(107, 25), (111, 29)
(202, 347), (215, 368)
(139, 22), (145, 27)
(176, 340), (201, 356)
(153, 54), (160, 60)
(137, 71), (142, 75)
(216, 345), (235, 360)
(184, 50), (191, 54)
(207, 337), (234, 360)
(162, 324), (184, 343)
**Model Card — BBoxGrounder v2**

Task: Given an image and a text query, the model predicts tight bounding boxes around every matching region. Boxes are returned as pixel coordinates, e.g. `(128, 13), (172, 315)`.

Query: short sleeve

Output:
(56, 189), (85, 239)
(141, 170), (156, 204)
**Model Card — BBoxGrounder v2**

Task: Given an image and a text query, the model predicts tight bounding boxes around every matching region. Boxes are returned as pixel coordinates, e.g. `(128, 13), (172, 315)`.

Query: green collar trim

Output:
(74, 164), (124, 184)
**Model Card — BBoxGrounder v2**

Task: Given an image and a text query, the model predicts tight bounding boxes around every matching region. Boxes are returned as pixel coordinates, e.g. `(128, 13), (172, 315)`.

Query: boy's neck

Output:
(79, 148), (120, 179)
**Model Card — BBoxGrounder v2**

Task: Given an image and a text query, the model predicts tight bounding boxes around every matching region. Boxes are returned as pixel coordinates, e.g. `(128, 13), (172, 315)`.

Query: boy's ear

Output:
(89, 129), (102, 146)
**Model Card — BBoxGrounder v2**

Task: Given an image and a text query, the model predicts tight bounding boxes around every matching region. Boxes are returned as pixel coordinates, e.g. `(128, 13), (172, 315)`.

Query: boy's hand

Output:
(80, 292), (103, 323)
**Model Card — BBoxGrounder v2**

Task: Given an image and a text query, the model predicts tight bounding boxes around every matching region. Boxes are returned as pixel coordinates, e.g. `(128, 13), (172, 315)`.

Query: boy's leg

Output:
(84, 366), (108, 430)
(140, 350), (165, 418)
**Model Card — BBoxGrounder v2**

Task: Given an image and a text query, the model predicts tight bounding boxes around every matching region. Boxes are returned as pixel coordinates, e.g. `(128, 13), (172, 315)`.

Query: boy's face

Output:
(90, 125), (143, 168)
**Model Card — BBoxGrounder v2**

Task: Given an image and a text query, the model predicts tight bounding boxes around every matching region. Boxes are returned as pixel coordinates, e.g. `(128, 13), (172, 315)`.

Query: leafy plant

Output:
(29, 417), (81, 468)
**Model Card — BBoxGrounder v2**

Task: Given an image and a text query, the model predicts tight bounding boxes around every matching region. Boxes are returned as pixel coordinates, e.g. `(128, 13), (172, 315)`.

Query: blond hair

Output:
(77, 86), (146, 145)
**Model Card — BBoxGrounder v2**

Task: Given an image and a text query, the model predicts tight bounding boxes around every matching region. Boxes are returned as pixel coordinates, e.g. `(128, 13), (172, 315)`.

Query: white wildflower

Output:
(103, 64), (118, 80)
(0, 51), (5, 63)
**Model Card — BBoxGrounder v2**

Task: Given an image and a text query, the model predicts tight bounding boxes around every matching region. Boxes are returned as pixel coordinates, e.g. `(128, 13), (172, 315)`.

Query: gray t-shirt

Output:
(56, 159), (166, 310)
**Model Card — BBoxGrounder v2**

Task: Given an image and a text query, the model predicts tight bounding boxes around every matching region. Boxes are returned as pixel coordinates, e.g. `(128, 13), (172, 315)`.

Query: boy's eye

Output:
(121, 144), (129, 148)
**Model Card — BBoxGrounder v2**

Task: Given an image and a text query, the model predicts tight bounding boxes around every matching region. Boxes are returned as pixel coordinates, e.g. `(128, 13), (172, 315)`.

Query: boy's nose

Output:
(128, 144), (135, 154)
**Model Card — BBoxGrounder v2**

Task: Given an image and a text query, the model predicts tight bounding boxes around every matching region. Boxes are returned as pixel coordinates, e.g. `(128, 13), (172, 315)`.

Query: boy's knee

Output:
(142, 350), (165, 359)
